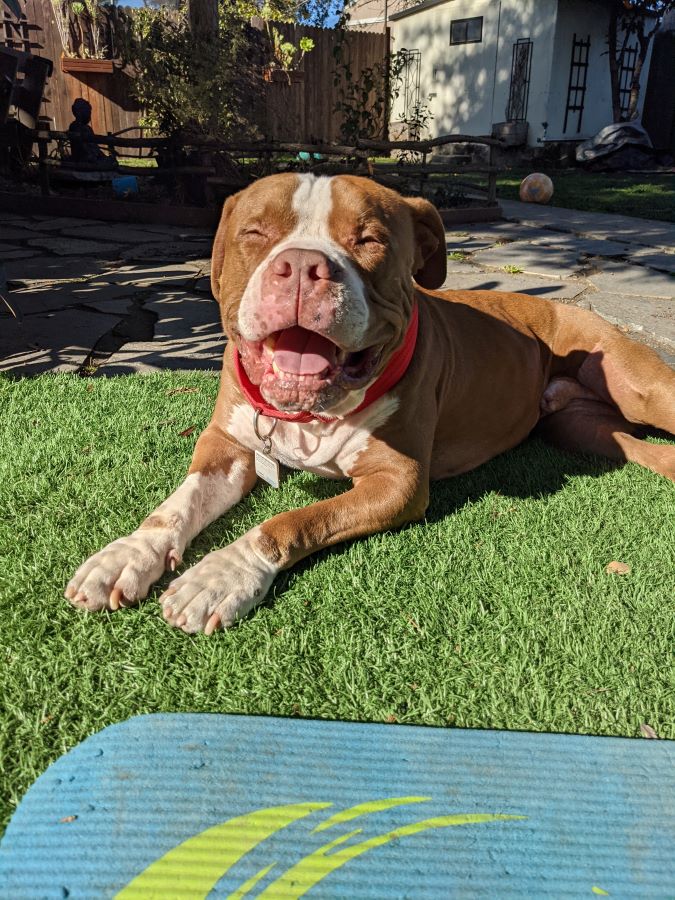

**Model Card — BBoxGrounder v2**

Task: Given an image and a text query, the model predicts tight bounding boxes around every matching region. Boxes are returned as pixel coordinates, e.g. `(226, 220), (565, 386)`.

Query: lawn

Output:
(463, 168), (675, 222)
(2, 373), (674, 831)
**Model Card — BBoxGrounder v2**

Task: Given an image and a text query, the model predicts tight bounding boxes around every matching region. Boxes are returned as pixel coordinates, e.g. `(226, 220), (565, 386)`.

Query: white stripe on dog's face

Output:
(291, 174), (335, 239)
(237, 175), (370, 347)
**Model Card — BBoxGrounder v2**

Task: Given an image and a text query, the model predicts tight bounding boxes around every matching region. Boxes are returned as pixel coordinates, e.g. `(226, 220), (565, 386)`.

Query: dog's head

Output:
(211, 173), (446, 416)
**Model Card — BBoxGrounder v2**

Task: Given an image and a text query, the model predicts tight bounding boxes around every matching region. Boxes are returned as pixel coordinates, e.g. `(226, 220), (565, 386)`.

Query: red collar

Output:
(233, 301), (419, 423)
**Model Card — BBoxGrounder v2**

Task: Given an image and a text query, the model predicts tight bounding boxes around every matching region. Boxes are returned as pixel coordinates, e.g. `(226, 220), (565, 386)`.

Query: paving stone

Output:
(0, 247), (35, 260)
(99, 289), (223, 373)
(587, 262), (675, 299)
(444, 231), (499, 253)
(0, 307), (122, 375)
(3, 256), (119, 285)
(59, 225), (176, 244)
(472, 243), (583, 279)
(657, 347), (675, 368)
(0, 224), (38, 241)
(94, 262), (204, 287)
(136, 224), (214, 239)
(27, 236), (124, 257)
(440, 267), (586, 300)
(121, 241), (212, 262)
(627, 248), (675, 273)
(22, 217), (108, 232)
(461, 222), (561, 244)
(529, 235), (633, 258)
(499, 199), (675, 250)
(193, 275), (212, 294)
(584, 291), (675, 351)
(8, 280), (140, 316)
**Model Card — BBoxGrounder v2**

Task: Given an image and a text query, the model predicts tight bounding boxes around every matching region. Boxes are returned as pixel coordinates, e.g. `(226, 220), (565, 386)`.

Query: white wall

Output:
(492, 0), (558, 145)
(390, 0), (559, 145)
(390, 0), (655, 147)
(545, 0), (654, 141)
(390, 0), (501, 138)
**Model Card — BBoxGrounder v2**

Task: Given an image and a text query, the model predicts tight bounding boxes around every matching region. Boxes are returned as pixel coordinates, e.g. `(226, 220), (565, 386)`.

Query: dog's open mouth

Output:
(239, 326), (381, 412)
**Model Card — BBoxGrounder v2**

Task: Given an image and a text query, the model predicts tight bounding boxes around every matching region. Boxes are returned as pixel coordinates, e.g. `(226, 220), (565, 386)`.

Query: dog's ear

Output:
(405, 196), (447, 290)
(210, 192), (241, 302)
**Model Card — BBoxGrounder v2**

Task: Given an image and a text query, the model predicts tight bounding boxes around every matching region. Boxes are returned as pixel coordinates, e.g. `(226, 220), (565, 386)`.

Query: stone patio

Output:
(0, 200), (673, 376)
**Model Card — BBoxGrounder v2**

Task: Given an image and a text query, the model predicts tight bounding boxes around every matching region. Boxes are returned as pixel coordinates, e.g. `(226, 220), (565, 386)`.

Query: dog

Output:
(66, 174), (675, 634)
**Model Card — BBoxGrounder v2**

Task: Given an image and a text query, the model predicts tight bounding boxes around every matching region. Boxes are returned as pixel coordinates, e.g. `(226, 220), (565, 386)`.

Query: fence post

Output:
(37, 132), (50, 196)
(487, 142), (497, 206)
(382, 27), (391, 142)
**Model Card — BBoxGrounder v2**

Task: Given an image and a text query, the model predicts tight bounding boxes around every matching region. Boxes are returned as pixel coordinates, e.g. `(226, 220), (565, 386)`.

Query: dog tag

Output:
(255, 450), (280, 488)
(253, 410), (280, 487)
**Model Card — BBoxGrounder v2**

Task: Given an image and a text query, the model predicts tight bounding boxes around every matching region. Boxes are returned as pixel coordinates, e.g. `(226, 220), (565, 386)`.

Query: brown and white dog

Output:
(66, 174), (675, 634)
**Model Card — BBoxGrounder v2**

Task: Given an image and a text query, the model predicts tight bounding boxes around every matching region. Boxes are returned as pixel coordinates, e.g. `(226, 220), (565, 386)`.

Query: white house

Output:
(389, 0), (655, 147)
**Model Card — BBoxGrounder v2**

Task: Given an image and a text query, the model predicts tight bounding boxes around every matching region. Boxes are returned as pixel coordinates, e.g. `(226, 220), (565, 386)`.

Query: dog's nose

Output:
(270, 248), (337, 284)
(258, 248), (343, 337)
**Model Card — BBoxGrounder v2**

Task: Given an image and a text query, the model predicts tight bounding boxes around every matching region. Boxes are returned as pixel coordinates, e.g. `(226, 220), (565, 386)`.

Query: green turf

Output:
(1, 373), (674, 830)
(459, 168), (675, 222)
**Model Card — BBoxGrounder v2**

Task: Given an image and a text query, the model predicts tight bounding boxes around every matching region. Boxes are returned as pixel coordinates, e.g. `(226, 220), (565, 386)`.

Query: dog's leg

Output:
(161, 445), (429, 634)
(576, 339), (675, 435)
(537, 397), (675, 481)
(65, 426), (256, 612)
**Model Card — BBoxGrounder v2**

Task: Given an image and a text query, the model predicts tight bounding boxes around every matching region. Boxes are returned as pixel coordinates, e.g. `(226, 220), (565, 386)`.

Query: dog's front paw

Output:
(65, 529), (179, 612)
(161, 531), (277, 634)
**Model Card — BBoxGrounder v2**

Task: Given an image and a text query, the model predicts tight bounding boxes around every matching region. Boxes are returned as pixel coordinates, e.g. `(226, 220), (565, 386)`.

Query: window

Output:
(450, 16), (483, 45)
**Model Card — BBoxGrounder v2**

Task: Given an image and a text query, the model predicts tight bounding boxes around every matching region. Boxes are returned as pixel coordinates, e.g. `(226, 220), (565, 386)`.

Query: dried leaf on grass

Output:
(640, 723), (658, 739)
(605, 560), (631, 575)
(166, 387), (200, 396)
(178, 425), (197, 437)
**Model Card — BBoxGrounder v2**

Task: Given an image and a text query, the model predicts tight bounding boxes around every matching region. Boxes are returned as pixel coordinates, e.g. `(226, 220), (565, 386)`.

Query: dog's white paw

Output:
(160, 531), (277, 634)
(65, 530), (179, 612)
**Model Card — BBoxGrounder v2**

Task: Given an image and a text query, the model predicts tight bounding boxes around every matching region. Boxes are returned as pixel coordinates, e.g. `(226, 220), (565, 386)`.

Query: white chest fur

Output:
(227, 395), (399, 478)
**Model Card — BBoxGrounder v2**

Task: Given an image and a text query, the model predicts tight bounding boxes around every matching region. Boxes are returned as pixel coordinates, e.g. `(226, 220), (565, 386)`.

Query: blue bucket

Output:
(112, 175), (139, 198)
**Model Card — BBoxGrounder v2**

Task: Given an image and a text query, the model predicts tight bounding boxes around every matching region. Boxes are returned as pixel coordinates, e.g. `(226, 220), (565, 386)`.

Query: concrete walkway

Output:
(1, 200), (673, 377)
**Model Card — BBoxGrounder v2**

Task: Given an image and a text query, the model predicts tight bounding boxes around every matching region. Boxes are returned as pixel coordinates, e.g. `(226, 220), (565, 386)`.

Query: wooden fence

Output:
(2, 5), (389, 143)
(2, 0), (140, 135)
(263, 23), (390, 143)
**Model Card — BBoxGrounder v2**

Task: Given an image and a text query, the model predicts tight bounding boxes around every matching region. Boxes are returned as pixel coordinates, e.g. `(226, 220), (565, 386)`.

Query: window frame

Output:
(449, 16), (484, 45)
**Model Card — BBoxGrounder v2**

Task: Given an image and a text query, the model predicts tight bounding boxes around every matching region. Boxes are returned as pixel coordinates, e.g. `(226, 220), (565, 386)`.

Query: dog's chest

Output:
(227, 397), (398, 478)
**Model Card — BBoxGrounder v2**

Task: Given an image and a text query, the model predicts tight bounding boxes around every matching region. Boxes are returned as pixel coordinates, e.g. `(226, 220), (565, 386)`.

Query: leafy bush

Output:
(120, 3), (261, 138)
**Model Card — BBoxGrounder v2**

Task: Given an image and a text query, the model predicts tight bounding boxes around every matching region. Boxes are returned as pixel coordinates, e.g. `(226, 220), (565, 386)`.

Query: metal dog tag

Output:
(255, 450), (280, 488)
(253, 410), (280, 488)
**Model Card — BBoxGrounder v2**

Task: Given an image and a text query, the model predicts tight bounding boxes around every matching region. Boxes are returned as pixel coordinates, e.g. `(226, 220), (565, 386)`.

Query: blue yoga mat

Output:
(1, 714), (673, 897)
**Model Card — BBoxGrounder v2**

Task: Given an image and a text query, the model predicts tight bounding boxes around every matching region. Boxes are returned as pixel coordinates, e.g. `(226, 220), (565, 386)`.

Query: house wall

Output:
(545, 0), (654, 141)
(390, 0), (559, 145)
(347, 0), (411, 32)
(491, 0), (558, 145)
(390, 0), (498, 138)
(391, 0), (655, 147)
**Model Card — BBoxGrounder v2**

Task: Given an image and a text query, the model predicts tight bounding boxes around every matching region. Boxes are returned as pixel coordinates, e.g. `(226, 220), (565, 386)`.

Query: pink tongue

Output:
(273, 327), (337, 375)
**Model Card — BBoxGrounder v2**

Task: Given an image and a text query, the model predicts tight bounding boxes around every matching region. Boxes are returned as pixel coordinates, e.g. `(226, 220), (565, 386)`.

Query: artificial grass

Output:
(1, 372), (674, 831)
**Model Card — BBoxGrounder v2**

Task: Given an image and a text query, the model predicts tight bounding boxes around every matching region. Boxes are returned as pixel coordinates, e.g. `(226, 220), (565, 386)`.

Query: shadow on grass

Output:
(167, 435), (619, 609)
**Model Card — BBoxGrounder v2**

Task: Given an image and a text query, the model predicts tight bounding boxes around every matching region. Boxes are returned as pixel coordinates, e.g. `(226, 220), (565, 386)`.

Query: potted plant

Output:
(52, 0), (119, 73)
(262, 28), (313, 85)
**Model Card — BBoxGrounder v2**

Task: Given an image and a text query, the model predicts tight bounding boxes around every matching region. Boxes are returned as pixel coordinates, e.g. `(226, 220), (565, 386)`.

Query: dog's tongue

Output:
(273, 327), (337, 375)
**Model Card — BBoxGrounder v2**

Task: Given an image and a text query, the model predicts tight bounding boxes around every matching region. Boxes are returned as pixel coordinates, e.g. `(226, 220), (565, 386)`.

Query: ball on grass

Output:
(519, 172), (554, 204)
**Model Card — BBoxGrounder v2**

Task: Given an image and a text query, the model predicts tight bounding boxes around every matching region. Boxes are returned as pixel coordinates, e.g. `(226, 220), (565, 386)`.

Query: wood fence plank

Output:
(3, 11), (388, 142)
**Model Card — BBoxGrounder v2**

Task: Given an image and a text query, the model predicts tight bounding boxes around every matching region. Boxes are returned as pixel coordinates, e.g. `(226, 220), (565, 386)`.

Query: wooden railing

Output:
(27, 127), (505, 206)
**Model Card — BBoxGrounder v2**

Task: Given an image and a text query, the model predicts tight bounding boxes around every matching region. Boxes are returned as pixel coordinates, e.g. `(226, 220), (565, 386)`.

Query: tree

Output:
(607, 0), (675, 122)
(236, 0), (345, 27)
